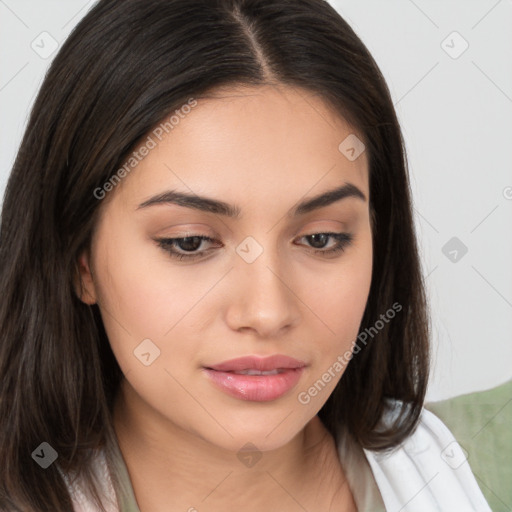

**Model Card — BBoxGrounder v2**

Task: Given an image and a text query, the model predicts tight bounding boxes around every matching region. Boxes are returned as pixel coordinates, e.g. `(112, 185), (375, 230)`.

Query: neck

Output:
(112, 377), (353, 511)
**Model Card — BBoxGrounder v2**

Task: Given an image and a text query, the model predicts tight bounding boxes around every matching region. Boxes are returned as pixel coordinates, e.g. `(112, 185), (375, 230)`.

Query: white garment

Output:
(66, 407), (491, 511)
(61, 454), (118, 512)
(339, 407), (492, 511)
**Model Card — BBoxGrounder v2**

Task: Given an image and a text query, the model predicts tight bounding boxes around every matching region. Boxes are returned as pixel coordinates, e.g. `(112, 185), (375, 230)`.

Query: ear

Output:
(74, 249), (97, 305)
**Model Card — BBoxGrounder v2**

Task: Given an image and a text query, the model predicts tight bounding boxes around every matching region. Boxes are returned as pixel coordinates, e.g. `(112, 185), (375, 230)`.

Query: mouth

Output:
(222, 368), (285, 375)
(202, 355), (306, 402)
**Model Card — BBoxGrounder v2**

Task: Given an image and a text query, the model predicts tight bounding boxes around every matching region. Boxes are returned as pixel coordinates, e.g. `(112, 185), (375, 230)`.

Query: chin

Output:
(194, 408), (312, 454)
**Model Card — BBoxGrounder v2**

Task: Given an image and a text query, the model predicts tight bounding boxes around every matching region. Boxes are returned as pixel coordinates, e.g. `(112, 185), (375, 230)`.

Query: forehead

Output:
(114, 84), (369, 210)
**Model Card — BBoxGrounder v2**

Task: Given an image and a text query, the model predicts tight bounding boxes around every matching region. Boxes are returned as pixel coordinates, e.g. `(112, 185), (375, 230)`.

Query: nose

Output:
(224, 243), (301, 339)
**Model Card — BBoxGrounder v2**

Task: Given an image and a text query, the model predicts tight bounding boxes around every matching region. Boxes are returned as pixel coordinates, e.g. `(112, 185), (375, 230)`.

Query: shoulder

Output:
(362, 405), (492, 511)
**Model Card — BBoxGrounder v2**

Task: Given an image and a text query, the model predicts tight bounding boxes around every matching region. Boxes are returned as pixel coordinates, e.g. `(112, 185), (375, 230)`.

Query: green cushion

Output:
(426, 379), (512, 512)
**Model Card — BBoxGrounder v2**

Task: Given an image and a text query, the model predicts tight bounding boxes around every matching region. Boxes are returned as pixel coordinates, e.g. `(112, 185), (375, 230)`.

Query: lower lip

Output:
(203, 367), (305, 402)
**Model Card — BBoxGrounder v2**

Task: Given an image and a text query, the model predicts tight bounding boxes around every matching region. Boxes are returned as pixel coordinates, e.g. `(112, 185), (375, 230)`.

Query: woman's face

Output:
(78, 84), (373, 452)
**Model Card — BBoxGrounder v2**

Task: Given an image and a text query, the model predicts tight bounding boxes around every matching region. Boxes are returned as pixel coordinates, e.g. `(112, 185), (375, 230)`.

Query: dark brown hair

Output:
(0, 0), (429, 510)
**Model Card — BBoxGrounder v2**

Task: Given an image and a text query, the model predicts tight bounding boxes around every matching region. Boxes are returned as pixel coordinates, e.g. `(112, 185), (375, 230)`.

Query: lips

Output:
(206, 355), (306, 372)
(203, 355), (306, 402)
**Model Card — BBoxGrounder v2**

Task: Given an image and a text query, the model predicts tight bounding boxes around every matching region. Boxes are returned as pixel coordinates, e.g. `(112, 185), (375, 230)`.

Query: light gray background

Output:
(1, 0), (511, 401)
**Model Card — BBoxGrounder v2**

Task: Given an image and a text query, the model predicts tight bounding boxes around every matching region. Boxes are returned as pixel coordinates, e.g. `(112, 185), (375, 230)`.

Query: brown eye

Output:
(156, 235), (220, 261)
(297, 232), (353, 256)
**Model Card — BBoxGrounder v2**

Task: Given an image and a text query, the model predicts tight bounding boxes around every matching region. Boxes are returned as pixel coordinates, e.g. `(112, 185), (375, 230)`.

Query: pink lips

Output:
(203, 355), (306, 402)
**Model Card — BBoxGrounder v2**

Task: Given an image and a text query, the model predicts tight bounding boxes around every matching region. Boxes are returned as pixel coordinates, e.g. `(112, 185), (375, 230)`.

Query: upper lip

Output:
(205, 355), (307, 372)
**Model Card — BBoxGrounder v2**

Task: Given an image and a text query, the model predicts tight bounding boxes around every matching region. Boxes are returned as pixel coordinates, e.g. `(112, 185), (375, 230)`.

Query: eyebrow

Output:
(136, 182), (366, 218)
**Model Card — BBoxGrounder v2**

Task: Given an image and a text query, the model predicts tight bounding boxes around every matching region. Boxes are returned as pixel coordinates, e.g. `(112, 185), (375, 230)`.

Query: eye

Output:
(156, 235), (220, 261)
(296, 232), (354, 257)
(155, 231), (354, 262)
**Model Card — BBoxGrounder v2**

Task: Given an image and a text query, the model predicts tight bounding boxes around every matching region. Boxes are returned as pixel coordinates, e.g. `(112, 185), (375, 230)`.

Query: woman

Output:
(0, 0), (491, 510)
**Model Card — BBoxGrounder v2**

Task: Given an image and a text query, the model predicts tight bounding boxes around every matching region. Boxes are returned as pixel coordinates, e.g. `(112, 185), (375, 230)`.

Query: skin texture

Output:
(77, 84), (372, 511)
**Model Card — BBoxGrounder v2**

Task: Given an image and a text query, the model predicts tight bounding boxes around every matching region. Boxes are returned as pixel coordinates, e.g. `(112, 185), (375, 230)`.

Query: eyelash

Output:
(156, 232), (354, 261)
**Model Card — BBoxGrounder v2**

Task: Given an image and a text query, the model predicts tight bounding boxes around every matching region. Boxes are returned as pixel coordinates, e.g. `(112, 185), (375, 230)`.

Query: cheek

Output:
(331, 261), (371, 337)
(94, 230), (218, 334)
(92, 235), (210, 372)
(296, 244), (372, 407)
(310, 238), (373, 348)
